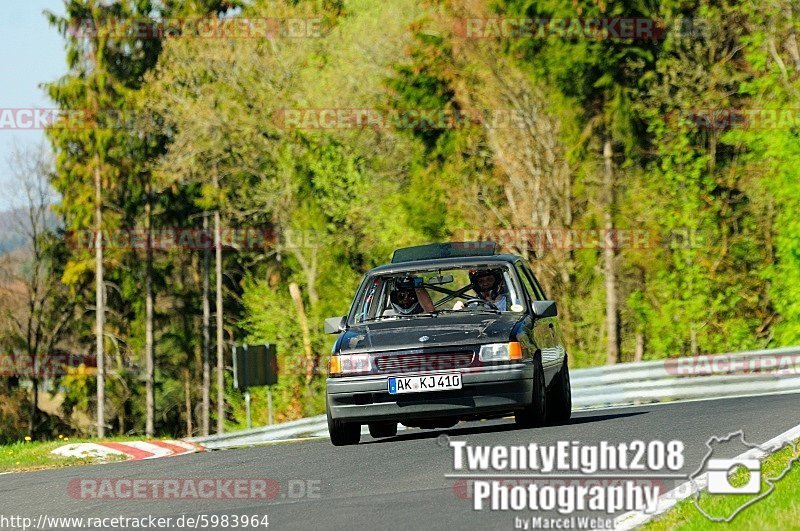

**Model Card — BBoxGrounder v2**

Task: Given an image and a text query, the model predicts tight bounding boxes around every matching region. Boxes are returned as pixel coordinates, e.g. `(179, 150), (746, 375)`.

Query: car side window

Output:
(522, 263), (546, 300)
(514, 263), (536, 305)
(356, 277), (383, 322)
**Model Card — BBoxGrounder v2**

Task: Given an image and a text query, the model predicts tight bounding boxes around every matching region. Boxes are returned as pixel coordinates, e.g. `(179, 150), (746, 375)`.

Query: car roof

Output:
(367, 254), (521, 275)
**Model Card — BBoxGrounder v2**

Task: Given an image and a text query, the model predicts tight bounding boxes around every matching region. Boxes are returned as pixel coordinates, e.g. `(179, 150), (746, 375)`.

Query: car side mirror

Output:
(531, 300), (557, 318)
(324, 316), (346, 334)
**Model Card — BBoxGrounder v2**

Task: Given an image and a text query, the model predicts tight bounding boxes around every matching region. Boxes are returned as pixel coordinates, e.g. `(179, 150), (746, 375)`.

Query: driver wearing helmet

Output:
(385, 277), (434, 316)
(456, 268), (508, 311)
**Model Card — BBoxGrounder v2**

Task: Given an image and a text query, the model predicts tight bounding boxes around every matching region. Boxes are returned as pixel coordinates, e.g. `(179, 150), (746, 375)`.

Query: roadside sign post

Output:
(245, 390), (252, 429)
(233, 343), (279, 429)
(267, 387), (274, 425)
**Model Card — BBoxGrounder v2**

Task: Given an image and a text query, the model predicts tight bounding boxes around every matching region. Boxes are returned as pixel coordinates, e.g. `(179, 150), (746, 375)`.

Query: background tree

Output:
(0, 143), (80, 438)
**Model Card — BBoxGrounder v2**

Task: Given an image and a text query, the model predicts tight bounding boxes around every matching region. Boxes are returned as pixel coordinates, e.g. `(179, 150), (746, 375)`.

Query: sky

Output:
(0, 0), (65, 210)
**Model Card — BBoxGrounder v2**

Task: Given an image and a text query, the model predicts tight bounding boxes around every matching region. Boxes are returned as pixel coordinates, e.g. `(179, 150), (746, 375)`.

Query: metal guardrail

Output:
(187, 415), (328, 449)
(571, 345), (800, 407)
(188, 346), (800, 449)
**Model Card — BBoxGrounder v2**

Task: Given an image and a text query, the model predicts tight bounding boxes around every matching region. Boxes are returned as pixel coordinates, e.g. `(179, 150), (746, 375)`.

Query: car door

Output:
(513, 262), (552, 366)
(522, 263), (566, 352)
(517, 262), (564, 384)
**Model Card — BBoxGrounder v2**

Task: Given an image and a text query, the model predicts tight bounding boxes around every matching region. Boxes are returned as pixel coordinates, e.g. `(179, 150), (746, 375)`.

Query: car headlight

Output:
(329, 354), (371, 375)
(478, 342), (523, 362)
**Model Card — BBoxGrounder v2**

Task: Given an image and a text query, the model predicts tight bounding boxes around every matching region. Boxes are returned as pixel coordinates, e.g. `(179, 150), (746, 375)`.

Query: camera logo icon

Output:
(691, 431), (799, 522)
(706, 458), (761, 494)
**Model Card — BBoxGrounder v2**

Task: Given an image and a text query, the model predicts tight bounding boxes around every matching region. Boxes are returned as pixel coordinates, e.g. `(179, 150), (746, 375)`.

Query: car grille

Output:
(375, 352), (474, 373)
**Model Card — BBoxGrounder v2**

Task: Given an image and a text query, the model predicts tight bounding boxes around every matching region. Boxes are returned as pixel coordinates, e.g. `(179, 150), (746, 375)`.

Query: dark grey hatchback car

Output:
(324, 242), (571, 445)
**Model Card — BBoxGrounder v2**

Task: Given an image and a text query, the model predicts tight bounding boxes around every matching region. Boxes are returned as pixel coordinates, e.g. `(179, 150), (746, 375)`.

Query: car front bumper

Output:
(326, 363), (534, 424)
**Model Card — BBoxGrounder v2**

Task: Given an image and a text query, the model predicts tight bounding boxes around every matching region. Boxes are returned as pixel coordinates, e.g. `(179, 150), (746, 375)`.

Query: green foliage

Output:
(6, 0), (797, 439)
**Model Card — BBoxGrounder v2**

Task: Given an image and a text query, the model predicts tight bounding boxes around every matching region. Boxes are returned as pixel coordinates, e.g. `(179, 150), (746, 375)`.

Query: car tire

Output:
(515, 355), (547, 428)
(327, 408), (361, 446)
(368, 422), (398, 438)
(546, 355), (572, 425)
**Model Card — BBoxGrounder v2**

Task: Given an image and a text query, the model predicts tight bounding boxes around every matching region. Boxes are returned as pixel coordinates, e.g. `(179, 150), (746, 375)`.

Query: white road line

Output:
(573, 388), (800, 413)
(613, 420), (800, 530)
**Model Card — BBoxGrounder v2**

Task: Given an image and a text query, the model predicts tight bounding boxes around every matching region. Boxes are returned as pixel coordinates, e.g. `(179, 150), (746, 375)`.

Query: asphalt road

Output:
(2, 393), (799, 531)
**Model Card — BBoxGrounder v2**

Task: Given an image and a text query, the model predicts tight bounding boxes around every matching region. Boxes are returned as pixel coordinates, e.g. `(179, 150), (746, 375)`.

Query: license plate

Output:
(388, 373), (462, 394)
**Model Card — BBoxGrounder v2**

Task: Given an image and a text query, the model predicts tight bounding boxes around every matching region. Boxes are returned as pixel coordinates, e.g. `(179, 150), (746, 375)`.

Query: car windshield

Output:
(351, 265), (525, 324)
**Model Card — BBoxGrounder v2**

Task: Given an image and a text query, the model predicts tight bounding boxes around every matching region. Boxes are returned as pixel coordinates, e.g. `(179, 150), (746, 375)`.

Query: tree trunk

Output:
(634, 331), (645, 362)
(783, 4), (800, 69)
(29, 371), (38, 438)
(289, 282), (314, 384)
(94, 160), (105, 438)
(603, 139), (621, 365)
(184, 369), (193, 437)
(202, 214), (211, 436)
(145, 179), (155, 437)
(214, 184), (224, 434)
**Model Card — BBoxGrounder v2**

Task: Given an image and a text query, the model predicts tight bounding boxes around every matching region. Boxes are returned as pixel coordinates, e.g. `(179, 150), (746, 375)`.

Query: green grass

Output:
(0, 437), (137, 473)
(644, 439), (800, 530)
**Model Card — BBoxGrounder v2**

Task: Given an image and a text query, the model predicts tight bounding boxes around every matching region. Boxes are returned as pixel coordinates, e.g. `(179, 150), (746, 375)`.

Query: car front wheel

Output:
(546, 355), (572, 425)
(515, 356), (547, 428)
(327, 408), (361, 446)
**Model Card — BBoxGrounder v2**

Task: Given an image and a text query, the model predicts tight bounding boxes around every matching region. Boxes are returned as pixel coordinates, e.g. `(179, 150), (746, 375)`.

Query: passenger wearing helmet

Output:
(466, 268), (508, 310)
(385, 277), (434, 316)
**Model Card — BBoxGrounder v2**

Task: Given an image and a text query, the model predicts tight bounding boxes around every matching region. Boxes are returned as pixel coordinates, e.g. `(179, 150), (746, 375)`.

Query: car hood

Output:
(336, 313), (523, 354)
